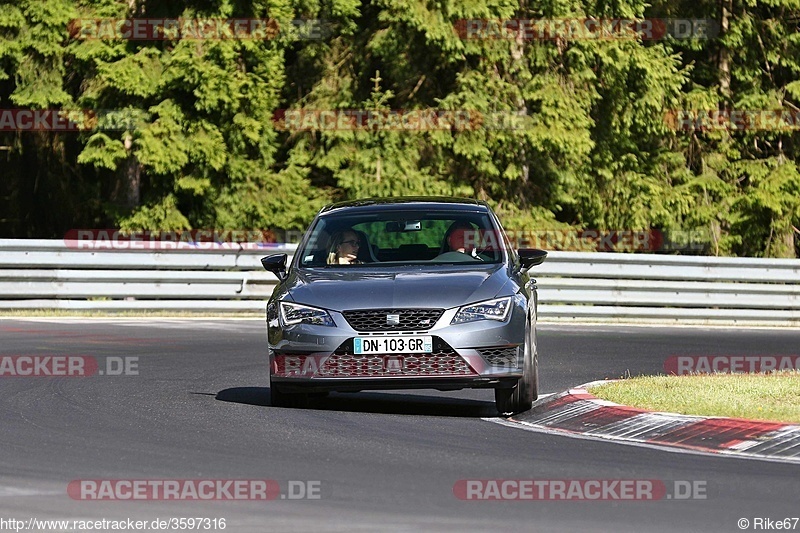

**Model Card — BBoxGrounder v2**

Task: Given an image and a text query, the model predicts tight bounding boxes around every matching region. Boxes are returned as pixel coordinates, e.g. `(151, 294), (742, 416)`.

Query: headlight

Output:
(451, 297), (512, 324)
(280, 302), (335, 327)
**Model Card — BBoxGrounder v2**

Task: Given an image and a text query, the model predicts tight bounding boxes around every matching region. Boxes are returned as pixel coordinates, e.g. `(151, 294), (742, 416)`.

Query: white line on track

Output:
(0, 487), (62, 497)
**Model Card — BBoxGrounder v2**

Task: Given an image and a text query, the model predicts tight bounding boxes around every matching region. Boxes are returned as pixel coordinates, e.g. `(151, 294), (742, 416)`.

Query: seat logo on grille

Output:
(384, 356), (404, 373)
(386, 314), (400, 325)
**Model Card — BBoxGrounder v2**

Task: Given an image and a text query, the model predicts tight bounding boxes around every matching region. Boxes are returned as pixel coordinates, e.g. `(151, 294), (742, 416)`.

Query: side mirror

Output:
(261, 254), (288, 281)
(518, 249), (547, 269)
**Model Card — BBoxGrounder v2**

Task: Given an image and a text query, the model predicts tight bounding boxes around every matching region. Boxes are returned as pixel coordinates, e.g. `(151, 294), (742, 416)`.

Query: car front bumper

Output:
(268, 303), (528, 393)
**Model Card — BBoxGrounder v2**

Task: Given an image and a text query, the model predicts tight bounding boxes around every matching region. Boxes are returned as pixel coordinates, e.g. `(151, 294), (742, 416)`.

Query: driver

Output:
(327, 229), (363, 265)
(436, 222), (482, 261)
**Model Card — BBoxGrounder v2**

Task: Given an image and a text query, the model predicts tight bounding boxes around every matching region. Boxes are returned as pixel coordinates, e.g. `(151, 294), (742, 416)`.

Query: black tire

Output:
(495, 321), (538, 415)
(530, 323), (539, 402)
(269, 378), (309, 408)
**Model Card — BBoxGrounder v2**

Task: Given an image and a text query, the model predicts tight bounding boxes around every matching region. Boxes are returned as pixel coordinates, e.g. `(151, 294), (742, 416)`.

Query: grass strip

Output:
(590, 372), (800, 424)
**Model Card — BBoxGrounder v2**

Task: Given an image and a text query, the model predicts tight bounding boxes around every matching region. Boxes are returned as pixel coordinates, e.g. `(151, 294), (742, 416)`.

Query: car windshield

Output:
(296, 210), (506, 267)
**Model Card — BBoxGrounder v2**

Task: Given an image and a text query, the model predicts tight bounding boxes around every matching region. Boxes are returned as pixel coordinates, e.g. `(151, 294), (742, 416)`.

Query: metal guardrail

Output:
(0, 239), (287, 312)
(536, 252), (800, 323)
(1, 239), (798, 324)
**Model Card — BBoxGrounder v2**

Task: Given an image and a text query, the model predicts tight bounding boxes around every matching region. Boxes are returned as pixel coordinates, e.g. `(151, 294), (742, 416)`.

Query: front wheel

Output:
(495, 323), (538, 415)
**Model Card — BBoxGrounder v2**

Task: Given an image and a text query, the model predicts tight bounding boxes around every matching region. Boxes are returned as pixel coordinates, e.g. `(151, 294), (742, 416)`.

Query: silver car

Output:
(260, 197), (547, 414)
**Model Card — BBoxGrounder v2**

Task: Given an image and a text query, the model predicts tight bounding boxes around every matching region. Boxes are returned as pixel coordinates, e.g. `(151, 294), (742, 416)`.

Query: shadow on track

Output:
(213, 387), (498, 417)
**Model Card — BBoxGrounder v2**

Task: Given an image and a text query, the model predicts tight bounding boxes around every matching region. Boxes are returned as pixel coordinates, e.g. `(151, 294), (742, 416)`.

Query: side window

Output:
(297, 220), (330, 266)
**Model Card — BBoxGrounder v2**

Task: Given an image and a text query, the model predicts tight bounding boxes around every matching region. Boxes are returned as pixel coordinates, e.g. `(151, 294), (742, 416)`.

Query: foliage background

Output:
(1, 0), (798, 257)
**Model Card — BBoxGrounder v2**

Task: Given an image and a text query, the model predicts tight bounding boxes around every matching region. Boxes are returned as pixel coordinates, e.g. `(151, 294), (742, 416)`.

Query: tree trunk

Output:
(718, 0), (732, 98)
(770, 226), (797, 258)
(511, 3), (529, 198)
(112, 134), (141, 211)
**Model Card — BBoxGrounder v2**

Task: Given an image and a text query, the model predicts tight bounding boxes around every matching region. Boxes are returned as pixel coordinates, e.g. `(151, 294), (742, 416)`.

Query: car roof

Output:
(319, 197), (490, 215)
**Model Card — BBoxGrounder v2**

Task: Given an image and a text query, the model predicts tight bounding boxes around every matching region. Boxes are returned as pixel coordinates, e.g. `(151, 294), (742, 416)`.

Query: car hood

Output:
(282, 264), (510, 311)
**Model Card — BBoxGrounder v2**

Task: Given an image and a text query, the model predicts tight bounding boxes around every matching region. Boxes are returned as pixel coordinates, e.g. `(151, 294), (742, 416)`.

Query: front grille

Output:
(478, 346), (520, 367)
(318, 351), (475, 377)
(342, 309), (444, 331)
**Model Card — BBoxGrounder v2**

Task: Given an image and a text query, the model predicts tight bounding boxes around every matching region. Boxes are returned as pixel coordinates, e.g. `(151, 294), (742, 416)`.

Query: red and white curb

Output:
(485, 381), (800, 463)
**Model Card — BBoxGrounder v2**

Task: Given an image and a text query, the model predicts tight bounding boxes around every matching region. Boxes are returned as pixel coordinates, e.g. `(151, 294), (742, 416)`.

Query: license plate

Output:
(354, 336), (433, 354)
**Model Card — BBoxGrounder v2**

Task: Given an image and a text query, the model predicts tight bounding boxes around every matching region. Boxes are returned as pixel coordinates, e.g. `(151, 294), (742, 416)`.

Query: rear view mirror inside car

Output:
(385, 220), (422, 232)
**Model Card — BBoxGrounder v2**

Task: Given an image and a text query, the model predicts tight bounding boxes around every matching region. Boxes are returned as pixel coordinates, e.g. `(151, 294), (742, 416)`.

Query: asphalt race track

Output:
(1, 319), (799, 532)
